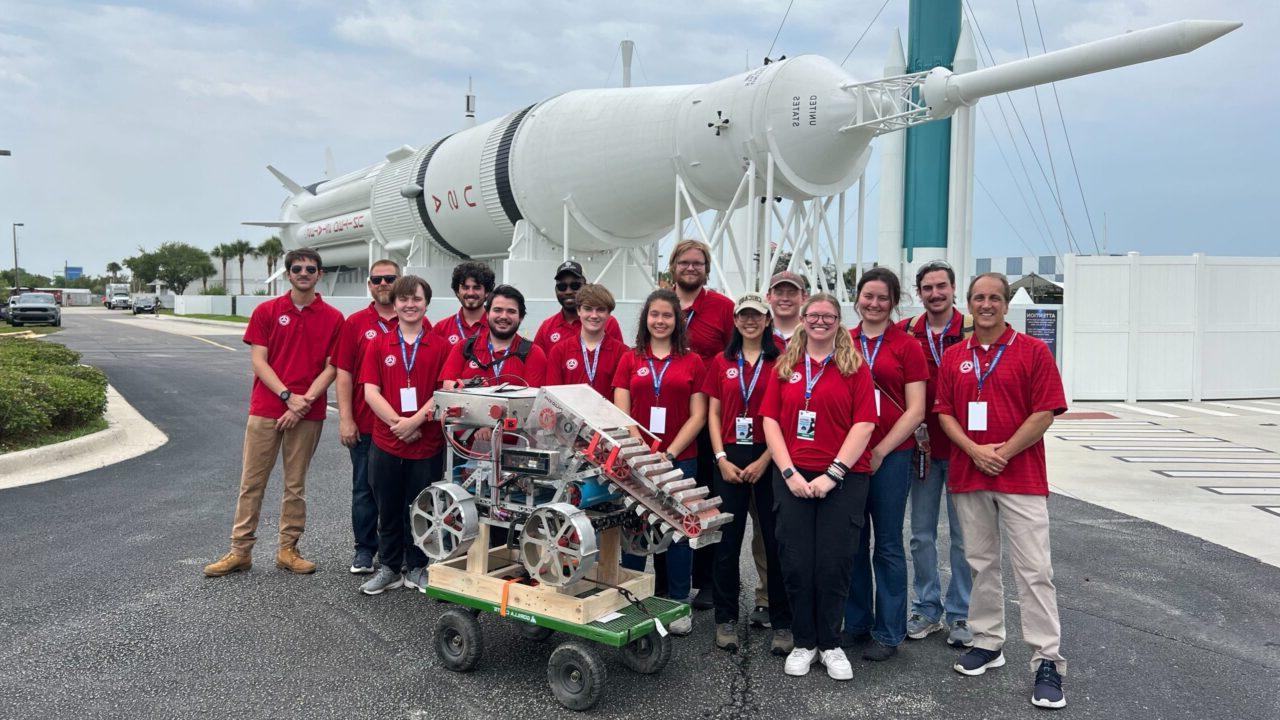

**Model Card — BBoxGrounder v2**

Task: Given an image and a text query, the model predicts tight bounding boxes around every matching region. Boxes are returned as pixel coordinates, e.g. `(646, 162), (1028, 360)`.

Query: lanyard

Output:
(489, 340), (512, 378)
(971, 345), (1007, 397)
(455, 313), (479, 340)
(376, 319), (391, 333)
(803, 353), (833, 408)
(397, 327), (422, 380)
(581, 338), (601, 384)
(684, 308), (695, 328)
(737, 354), (763, 416)
(859, 332), (884, 371)
(926, 316), (953, 366)
(646, 355), (672, 400)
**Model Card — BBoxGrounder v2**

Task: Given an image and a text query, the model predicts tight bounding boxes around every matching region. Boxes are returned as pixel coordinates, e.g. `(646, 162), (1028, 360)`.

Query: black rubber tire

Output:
(515, 622), (555, 642)
(435, 608), (483, 672)
(547, 641), (607, 711)
(618, 631), (672, 674)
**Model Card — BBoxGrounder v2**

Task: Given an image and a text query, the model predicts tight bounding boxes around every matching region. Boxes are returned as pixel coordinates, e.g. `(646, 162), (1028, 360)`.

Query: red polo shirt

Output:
(702, 352), (774, 447)
(760, 356), (878, 473)
(682, 287), (736, 360)
(852, 323), (929, 453)
(545, 335), (630, 398)
(933, 325), (1066, 496)
(899, 309), (966, 460)
(331, 303), (400, 435)
(430, 310), (488, 349)
(611, 348), (707, 461)
(358, 327), (449, 459)
(243, 293), (344, 422)
(440, 334), (546, 388)
(533, 311), (624, 354)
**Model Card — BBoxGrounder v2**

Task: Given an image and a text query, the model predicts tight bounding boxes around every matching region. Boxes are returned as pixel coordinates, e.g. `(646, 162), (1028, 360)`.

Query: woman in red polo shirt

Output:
(843, 268), (929, 662)
(545, 283), (629, 397)
(761, 293), (877, 682)
(612, 288), (706, 636)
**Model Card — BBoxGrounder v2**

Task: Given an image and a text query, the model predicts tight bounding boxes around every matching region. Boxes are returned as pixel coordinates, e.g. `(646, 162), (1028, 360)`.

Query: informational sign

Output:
(1025, 308), (1058, 359)
(65, 266), (83, 280)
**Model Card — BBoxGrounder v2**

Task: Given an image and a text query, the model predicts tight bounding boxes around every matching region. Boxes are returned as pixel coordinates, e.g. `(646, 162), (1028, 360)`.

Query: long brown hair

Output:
(776, 293), (862, 377)
(634, 289), (688, 355)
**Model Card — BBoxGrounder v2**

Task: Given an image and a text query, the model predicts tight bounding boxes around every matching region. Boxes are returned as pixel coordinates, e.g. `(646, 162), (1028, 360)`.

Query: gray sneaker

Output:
(749, 605), (772, 629)
(906, 613), (946, 640)
(403, 566), (429, 591)
(715, 622), (739, 651)
(668, 614), (693, 636)
(770, 629), (795, 656)
(948, 620), (974, 648)
(359, 566), (403, 595)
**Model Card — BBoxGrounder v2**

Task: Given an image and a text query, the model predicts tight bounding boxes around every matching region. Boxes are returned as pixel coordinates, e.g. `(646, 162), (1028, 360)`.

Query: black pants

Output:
(368, 445), (443, 572)
(773, 467), (870, 651)
(712, 443), (791, 628)
(692, 428), (716, 590)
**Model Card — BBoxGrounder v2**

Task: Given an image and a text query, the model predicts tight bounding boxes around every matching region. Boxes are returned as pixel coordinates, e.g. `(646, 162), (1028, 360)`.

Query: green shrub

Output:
(47, 364), (108, 392)
(0, 338), (80, 367)
(0, 340), (108, 442)
(0, 373), (54, 437)
(38, 374), (107, 426)
(203, 285), (227, 296)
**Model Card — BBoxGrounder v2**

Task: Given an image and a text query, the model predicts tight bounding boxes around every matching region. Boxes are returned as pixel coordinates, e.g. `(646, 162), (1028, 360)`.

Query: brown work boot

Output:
(203, 551), (252, 577)
(275, 546), (316, 574)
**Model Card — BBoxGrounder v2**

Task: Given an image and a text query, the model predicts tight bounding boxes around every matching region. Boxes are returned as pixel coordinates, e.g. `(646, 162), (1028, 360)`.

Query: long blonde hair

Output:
(776, 293), (863, 378)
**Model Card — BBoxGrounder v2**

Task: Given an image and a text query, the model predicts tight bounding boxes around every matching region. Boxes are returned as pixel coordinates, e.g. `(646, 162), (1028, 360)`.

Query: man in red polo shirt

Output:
(441, 284), (546, 389)
(934, 272), (1068, 710)
(532, 260), (623, 354)
(330, 259), (401, 575)
(430, 261), (493, 349)
(204, 247), (344, 578)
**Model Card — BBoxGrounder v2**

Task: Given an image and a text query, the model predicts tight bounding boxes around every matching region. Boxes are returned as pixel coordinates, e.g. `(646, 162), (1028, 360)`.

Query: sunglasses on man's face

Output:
(556, 281), (582, 293)
(369, 274), (397, 285)
(291, 265), (318, 275)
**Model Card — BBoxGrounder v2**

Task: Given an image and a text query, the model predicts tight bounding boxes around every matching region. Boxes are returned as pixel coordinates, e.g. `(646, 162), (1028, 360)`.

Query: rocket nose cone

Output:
(1176, 19), (1244, 51)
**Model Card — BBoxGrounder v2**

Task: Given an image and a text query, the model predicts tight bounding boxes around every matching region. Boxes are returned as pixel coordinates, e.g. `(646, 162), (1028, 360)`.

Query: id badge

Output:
(400, 387), (419, 413)
(797, 409), (817, 441)
(649, 406), (668, 434)
(874, 389), (882, 416)
(735, 416), (754, 445)
(967, 401), (988, 432)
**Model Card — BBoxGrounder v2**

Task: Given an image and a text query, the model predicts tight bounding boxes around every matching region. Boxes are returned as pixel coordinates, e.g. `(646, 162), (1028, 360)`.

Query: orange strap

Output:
(499, 577), (522, 617)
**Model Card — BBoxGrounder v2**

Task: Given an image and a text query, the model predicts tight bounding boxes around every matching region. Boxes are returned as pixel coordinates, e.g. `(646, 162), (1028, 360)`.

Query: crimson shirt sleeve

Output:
(606, 316), (624, 344)
(611, 353), (635, 392)
(523, 345), (547, 388)
(702, 357), (724, 399)
(545, 342), (565, 385)
(760, 374), (782, 421)
(690, 354), (707, 394)
(1028, 340), (1068, 415)
(902, 337), (930, 383)
(243, 303), (272, 346)
(441, 342), (466, 384)
(532, 316), (555, 354)
(934, 349), (957, 417)
(325, 311), (343, 364)
(331, 317), (358, 371)
(849, 365), (878, 425)
(358, 339), (382, 388)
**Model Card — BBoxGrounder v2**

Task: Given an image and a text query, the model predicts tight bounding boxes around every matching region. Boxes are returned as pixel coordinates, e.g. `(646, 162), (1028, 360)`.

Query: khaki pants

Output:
(230, 415), (324, 555)
(953, 490), (1067, 674)
(749, 495), (769, 606)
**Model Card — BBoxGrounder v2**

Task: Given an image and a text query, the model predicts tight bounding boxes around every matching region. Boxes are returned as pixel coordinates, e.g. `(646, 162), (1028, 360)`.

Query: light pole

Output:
(12, 223), (23, 292)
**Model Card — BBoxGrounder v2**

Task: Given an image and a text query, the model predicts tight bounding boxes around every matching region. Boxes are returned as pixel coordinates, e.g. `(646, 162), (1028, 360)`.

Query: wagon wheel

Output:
(518, 503), (598, 587)
(410, 482), (479, 561)
(547, 640), (607, 711)
(618, 631), (672, 675)
(435, 608), (483, 672)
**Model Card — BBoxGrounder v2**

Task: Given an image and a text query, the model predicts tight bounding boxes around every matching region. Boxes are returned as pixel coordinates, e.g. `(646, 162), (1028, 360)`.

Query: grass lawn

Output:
(0, 416), (109, 453)
(158, 308), (248, 323)
(0, 322), (61, 335)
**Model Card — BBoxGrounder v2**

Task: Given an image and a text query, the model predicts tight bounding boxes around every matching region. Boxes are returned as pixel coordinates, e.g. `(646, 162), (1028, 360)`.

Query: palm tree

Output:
(257, 235), (285, 295)
(210, 244), (232, 289)
(226, 239), (258, 295)
(106, 262), (122, 283)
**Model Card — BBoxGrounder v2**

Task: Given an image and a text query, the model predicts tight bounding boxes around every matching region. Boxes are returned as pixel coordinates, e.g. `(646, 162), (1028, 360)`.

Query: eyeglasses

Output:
(291, 265), (318, 275)
(369, 275), (397, 285)
(556, 281), (582, 293)
(675, 261), (706, 269)
(803, 313), (839, 325)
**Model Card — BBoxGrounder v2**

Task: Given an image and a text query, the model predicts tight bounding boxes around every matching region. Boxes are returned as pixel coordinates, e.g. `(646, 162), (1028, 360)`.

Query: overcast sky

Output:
(1, 0), (1275, 278)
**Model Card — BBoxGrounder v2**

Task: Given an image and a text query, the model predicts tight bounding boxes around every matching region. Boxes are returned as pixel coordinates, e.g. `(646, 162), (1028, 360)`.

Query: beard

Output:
(488, 323), (517, 341)
(373, 289), (394, 306)
(675, 276), (704, 292)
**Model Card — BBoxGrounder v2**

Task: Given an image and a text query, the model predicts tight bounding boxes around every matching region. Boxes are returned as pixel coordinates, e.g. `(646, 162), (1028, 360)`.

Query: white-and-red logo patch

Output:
(278, 315), (291, 326)
(959, 360), (974, 373)
(469, 360), (480, 369)
(725, 368), (739, 380)
(637, 366), (650, 377)
(384, 355), (396, 367)
(566, 358), (579, 370)
(789, 371), (802, 384)
(364, 329), (377, 340)
(448, 334), (460, 344)
(550, 332), (562, 343)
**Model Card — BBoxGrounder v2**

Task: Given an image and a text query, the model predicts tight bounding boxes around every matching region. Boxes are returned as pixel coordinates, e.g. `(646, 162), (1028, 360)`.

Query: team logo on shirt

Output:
(566, 358), (579, 370)
(959, 360), (974, 373)
(637, 366), (650, 377)
(469, 360), (480, 369)
(789, 371), (802, 384)
(725, 368), (739, 379)
(278, 315), (291, 326)
(384, 355), (396, 367)
(550, 332), (562, 343)
(449, 334), (460, 344)
(364, 329), (377, 340)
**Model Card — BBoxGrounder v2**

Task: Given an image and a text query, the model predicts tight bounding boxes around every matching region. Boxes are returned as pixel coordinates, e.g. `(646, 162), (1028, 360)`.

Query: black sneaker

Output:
(691, 587), (714, 611)
(1031, 660), (1066, 709)
(749, 605), (772, 629)
(953, 647), (1005, 676)
(862, 640), (898, 662)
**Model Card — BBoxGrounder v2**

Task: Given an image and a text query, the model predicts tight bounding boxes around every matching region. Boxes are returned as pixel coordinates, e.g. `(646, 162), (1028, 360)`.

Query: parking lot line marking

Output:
(1050, 428), (1190, 434)
(1209, 402), (1280, 416)
(1255, 506), (1280, 518)
(1161, 404), (1236, 417)
(1155, 470), (1280, 479)
(1056, 420), (1157, 426)
(1202, 487), (1280, 495)
(1057, 436), (1223, 442)
(1108, 403), (1179, 418)
(191, 336), (236, 352)
(1083, 445), (1269, 452)
(1116, 457), (1280, 464)
(1247, 400), (1280, 408)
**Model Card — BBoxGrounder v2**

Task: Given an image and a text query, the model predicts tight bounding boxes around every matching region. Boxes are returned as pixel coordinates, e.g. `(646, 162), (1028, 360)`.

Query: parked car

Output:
(108, 292), (132, 310)
(131, 295), (159, 314)
(1, 296), (14, 322)
(9, 292), (61, 327)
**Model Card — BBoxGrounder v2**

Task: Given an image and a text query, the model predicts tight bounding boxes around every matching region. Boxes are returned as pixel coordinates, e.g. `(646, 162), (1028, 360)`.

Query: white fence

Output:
(1063, 253), (1280, 401)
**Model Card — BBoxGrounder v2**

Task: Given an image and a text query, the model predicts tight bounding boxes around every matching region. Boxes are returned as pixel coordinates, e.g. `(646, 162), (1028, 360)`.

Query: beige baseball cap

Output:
(734, 293), (770, 315)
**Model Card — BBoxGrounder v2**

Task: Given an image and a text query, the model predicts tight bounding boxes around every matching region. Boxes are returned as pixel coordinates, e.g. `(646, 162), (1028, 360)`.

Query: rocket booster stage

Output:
(256, 20), (1239, 267)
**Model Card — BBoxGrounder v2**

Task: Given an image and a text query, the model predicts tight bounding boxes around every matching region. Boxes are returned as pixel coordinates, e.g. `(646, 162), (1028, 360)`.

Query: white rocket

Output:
(251, 20), (1239, 283)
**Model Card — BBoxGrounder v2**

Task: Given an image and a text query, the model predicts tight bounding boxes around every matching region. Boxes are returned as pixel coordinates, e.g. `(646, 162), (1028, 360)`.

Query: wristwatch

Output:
(781, 467), (797, 480)
(278, 389), (292, 402)
(714, 451), (728, 462)
(663, 451), (676, 463)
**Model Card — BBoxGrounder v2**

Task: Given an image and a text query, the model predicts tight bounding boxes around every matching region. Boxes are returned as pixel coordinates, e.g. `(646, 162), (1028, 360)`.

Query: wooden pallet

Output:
(426, 525), (654, 625)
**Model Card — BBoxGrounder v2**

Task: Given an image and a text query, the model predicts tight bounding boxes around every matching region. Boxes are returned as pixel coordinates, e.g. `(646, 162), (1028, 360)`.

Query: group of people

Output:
(202, 240), (1069, 710)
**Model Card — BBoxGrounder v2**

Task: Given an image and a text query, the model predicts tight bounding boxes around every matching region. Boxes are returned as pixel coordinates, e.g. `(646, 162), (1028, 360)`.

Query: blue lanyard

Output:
(646, 355), (672, 400)
(859, 332), (884, 371)
(926, 316), (953, 365)
(684, 308), (696, 328)
(455, 313), (479, 340)
(376, 319), (391, 333)
(489, 340), (511, 378)
(581, 338), (601, 383)
(803, 353), (833, 407)
(971, 345), (1007, 396)
(397, 327), (422, 378)
(737, 353), (763, 415)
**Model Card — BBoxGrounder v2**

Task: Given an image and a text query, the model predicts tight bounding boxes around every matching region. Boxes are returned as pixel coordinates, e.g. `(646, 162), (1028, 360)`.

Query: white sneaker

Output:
(820, 648), (853, 680)
(784, 647), (819, 676)
(669, 614), (693, 636)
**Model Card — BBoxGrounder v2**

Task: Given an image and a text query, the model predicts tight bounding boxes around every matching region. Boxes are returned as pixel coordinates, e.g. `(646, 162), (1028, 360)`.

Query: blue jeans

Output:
(350, 434), (378, 556)
(622, 458), (695, 603)
(845, 449), (912, 646)
(909, 458), (972, 623)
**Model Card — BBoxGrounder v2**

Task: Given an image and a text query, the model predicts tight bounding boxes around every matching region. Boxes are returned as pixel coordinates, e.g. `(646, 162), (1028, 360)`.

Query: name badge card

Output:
(400, 387), (419, 414)
(649, 406), (667, 434)
(797, 409), (817, 441)
(735, 417), (754, 445)
(874, 389), (882, 416)
(967, 401), (988, 432)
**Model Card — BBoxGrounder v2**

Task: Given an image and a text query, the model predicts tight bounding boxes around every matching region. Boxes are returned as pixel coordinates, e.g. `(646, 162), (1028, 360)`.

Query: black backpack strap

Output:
(462, 335), (486, 368)
(512, 338), (533, 362)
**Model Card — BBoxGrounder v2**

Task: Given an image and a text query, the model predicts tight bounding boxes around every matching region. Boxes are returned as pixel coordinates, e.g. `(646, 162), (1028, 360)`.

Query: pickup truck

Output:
(108, 292), (132, 310)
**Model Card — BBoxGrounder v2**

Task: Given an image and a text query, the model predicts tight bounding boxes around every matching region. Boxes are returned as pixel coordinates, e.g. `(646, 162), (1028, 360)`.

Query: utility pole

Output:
(12, 223), (24, 292)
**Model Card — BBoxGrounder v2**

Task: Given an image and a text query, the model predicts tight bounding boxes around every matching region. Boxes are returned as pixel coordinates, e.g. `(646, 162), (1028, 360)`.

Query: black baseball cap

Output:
(555, 260), (585, 279)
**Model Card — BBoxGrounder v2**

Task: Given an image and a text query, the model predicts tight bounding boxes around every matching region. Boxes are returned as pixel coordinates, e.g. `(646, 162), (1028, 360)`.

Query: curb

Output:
(0, 384), (169, 491)
(155, 314), (248, 329)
